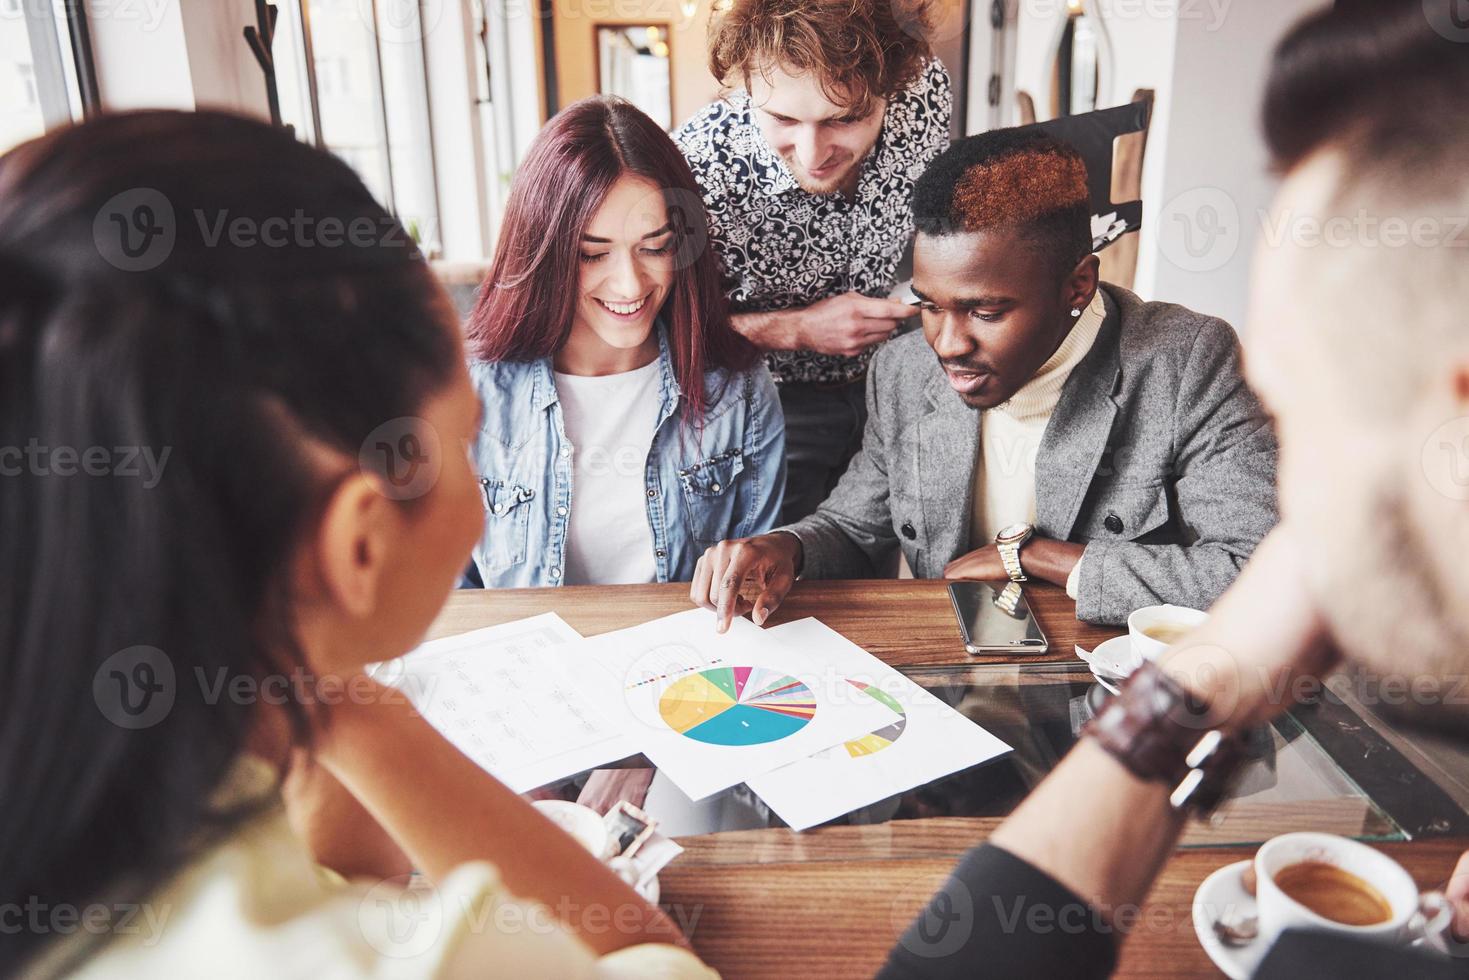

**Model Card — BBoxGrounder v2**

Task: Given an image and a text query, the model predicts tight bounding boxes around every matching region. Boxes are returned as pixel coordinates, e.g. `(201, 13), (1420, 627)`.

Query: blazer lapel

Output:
(1036, 294), (1123, 540)
(917, 373), (981, 571)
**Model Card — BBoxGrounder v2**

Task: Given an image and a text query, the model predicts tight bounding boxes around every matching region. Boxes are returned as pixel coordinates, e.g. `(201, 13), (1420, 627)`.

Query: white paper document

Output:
(746, 619), (1013, 831)
(569, 609), (900, 801)
(378, 614), (640, 793)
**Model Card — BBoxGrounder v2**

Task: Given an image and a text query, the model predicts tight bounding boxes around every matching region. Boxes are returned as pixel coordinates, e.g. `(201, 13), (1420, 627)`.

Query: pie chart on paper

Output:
(840, 680), (908, 757)
(658, 667), (816, 746)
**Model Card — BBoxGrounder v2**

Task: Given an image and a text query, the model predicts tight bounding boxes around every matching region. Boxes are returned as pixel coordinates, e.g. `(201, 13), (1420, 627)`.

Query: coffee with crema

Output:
(1141, 622), (1190, 644)
(1273, 860), (1393, 926)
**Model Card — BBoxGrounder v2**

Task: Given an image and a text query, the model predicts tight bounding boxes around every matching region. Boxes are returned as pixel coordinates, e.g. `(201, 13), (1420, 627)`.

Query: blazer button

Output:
(1104, 513), (1124, 534)
(901, 521), (917, 540)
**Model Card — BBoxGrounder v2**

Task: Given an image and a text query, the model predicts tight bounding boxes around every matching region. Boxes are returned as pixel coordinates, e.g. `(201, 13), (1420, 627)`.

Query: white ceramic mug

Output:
(1254, 832), (1453, 950)
(1127, 603), (1209, 663)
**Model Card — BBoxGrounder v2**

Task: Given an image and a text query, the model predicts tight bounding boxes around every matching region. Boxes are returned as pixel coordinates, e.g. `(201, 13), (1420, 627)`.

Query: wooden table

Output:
(428, 581), (1464, 978)
(429, 578), (1123, 668)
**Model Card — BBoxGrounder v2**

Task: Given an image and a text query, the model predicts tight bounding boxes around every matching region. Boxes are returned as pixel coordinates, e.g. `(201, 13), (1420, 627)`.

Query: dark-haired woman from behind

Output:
(463, 97), (784, 589)
(0, 110), (711, 978)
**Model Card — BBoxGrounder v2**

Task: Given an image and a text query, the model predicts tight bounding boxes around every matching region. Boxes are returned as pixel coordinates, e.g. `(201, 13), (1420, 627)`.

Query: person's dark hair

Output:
(465, 96), (756, 423)
(912, 128), (1093, 282)
(1263, 2), (1469, 174)
(0, 110), (459, 974)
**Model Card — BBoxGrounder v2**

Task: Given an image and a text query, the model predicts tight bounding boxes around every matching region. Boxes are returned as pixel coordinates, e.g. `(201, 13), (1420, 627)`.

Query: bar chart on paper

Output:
(658, 667), (816, 746)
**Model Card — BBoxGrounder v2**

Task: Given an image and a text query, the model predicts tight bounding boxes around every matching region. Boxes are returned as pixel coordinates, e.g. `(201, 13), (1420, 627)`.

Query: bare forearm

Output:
(1020, 538), (1086, 588)
(989, 739), (1186, 919)
(733, 309), (805, 351)
(315, 688), (687, 954)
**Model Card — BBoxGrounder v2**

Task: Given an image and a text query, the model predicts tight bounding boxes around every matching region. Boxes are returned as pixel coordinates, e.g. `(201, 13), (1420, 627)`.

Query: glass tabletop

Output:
(531, 662), (1469, 865)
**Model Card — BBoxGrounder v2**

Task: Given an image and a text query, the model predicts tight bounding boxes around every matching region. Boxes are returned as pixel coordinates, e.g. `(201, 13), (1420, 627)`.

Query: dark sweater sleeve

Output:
(877, 844), (1119, 980)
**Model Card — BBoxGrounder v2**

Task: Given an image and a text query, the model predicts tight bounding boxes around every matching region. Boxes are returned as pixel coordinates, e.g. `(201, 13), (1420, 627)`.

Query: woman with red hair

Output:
(464, 97), (785, 588)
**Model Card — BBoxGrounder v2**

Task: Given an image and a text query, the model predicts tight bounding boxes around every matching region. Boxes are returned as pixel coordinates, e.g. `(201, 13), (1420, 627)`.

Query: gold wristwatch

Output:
(994, 523), (1034, 582)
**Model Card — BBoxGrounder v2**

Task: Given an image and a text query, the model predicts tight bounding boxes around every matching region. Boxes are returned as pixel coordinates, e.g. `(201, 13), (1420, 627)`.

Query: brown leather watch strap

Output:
(1084, 659), (1250, 814)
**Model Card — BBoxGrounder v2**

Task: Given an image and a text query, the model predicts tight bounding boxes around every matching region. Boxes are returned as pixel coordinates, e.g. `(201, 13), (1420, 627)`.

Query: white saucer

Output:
(1192, 860), (1266, 980)
(1076, 635), (1140, 694)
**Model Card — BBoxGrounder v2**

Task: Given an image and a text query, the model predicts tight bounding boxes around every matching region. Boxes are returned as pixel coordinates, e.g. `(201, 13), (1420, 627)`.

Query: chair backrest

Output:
(1016, 97), (1153, 251)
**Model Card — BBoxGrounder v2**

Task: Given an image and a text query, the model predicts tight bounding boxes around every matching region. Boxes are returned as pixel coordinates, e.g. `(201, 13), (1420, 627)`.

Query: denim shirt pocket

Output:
(477, 478), (536, 572)
(677, 448), (746, 548)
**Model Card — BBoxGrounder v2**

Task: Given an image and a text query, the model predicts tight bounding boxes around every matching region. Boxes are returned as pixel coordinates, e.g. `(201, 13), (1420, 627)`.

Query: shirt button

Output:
(556, 506), (568, 517)
(711, 483), (721, 493)
(656, 549), (667, 559)
(550, 566), (562, 579)
(493, 504), (506, 515)
(901, 521), (916, 540)
(1105, 514), (1124, 534)
(561, 445), (572, 458)
(646, 488), (657, 499)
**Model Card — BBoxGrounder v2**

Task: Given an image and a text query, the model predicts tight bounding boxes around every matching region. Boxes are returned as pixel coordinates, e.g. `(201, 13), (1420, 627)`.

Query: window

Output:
(2, 0), (91, 153)
(273, 0), (442, 259)
(17, 63), (37, 107)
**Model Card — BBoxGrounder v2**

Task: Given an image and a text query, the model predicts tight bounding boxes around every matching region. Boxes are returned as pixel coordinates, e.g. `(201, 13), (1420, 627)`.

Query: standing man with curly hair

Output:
(675, 0), (952, 523)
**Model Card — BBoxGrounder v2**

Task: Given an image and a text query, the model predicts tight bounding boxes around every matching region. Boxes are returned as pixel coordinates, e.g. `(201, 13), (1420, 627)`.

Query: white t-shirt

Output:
(554, 360), (662, 586)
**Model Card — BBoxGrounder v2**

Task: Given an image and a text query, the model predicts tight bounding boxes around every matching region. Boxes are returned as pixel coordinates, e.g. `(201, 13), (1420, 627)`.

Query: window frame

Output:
(289, 0), (444, 242)
(9, 0), (98, 137)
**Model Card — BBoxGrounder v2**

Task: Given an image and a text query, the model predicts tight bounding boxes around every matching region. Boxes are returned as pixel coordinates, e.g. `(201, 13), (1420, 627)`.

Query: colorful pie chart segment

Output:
(659, 667), (816, 746)
(842, 680), (908, 757)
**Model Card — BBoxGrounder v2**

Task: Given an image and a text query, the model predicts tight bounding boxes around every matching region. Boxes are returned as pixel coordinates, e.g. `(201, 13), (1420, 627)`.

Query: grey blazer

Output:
(781, 284), (1279, 625)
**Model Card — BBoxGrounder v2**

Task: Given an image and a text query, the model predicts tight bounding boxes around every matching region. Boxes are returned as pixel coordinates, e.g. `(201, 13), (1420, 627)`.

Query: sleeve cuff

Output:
(1065, 552), (1085, 601)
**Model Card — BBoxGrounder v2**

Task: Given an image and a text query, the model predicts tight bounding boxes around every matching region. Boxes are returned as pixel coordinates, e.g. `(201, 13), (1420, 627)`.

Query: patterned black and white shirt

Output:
(674, 59), (952, 385)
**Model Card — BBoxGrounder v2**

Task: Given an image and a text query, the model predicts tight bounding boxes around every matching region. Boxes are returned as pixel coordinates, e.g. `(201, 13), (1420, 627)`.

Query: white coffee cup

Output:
(1254, 832), (1453, 950)
(1127, 603), (1208, 664)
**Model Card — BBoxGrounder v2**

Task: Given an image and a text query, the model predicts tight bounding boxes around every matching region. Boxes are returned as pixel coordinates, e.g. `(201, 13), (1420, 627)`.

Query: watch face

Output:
(996, 523), (1032, 544)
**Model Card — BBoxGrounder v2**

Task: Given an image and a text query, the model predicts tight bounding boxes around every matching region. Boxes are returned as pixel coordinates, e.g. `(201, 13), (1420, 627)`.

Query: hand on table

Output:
(943, 545), (1008, 582)
(690, 532), (802, 633)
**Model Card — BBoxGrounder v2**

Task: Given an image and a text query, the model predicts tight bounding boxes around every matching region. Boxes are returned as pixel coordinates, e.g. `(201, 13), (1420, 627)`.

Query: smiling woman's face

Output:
(567, 174), (676, 368)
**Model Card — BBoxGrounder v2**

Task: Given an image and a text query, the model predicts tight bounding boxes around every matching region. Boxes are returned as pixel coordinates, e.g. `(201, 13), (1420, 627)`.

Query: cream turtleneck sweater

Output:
(969, 290), (1106, 595)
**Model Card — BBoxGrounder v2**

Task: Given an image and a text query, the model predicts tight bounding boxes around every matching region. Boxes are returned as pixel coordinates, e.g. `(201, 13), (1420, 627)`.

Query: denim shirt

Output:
(465, 326), (786, 588)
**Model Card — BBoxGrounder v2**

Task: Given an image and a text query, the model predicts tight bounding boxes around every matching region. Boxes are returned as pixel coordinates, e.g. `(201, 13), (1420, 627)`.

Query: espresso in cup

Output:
(1272, 859), (1393, 927)
(1127, 604), (1209, 665)
(1253, 832), (1453, 950)
(1140, 622), (1192, 645)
